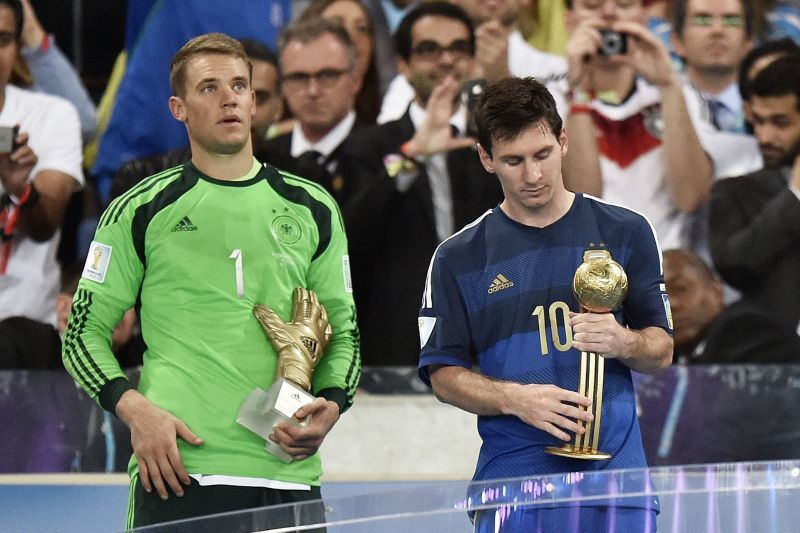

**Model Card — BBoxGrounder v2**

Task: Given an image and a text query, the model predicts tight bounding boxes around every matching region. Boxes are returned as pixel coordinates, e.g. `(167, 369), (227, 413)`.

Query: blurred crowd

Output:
(1, 0), (800, 370)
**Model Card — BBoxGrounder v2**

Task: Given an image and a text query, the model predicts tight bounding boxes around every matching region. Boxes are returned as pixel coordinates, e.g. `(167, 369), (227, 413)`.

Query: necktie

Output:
(708, 99), (741, 133)
(295, 150), (333, 193)
(297, 149), (323, 168)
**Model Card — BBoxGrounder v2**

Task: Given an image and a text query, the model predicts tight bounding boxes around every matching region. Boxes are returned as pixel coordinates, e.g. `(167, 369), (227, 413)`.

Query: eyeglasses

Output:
(281, 68), (351, 90)
(410, 39), (473, 61)
(689, 14), (744, 28)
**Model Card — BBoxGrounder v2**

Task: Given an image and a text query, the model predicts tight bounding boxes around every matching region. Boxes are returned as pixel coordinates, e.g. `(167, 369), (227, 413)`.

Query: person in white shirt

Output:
(0, 0), (83, 326)
(561, 0), (751, 251)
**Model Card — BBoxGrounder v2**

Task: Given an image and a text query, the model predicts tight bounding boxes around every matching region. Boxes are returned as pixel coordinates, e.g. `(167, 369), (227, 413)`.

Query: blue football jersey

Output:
(419, 194), (672, 483)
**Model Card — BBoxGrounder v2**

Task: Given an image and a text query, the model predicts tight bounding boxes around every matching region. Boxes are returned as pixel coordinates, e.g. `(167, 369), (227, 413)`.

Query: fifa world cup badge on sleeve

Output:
(81, 241), (113, 283)
(237, 287), (332, 462)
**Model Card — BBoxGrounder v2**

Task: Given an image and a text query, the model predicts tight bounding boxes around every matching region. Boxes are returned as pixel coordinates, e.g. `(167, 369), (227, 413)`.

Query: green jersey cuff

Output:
(99, 377), (134, 414)
(317, 387), (347, 413)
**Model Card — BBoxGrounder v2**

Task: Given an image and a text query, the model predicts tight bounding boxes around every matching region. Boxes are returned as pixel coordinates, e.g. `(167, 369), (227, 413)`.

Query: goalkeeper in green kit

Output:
(62, 33), (360, 529)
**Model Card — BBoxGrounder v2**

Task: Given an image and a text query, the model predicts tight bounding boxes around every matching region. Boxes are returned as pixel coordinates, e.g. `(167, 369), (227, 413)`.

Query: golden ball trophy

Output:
(237, 288), (332, 463)
(545, 248), (628, 460)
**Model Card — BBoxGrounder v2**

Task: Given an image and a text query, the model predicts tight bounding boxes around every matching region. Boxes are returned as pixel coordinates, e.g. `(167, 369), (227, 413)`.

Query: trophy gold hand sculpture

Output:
(545, 248), (627, 460)
(237, 288), (332, 462)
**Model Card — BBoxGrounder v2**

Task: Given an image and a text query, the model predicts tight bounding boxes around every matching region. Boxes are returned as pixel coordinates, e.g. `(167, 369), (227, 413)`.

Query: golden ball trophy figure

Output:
(237, 288), (332, 463)
(545, 247), (628, 460)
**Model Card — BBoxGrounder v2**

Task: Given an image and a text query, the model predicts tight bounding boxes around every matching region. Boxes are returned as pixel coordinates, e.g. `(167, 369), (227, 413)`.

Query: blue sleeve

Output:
(621, 218), (673, 334)
(418, 249), (474, 387)
(24, 35), (98, 143)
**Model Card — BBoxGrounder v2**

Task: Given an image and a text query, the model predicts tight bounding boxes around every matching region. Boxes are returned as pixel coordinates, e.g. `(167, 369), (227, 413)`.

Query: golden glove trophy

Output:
(545, 248), (628, 460)
(237, 288), (332, 463)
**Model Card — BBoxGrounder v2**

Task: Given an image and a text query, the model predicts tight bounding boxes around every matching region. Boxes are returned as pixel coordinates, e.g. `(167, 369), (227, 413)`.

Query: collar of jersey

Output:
(184, 157), (270, 187)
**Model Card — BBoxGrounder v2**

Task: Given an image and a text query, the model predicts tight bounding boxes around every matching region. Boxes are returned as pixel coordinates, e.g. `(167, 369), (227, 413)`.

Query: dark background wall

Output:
(31, 0), (127, 101)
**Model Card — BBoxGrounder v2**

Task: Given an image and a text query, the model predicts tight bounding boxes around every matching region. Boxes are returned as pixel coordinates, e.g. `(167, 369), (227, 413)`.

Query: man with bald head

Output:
(664, 248), (800, 364)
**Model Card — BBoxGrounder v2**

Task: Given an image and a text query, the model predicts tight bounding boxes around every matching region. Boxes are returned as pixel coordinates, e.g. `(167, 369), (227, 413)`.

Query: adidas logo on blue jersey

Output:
(171, 216), (197, 232)
(488, 274), (514, 294)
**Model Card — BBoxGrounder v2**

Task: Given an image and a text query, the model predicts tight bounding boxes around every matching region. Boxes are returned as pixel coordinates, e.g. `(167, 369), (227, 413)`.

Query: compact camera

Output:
(599, 29), (627, 56)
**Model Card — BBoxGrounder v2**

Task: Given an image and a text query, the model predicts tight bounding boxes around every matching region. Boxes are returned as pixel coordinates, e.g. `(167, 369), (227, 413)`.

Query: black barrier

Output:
(635, 365), (800, 465)
(0, 369), (138, 473)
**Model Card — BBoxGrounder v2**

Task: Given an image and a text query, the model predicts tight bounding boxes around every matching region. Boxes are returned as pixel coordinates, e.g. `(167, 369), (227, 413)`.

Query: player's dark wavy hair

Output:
(474, 77), (562, 157)
(751, 52), (800, 112)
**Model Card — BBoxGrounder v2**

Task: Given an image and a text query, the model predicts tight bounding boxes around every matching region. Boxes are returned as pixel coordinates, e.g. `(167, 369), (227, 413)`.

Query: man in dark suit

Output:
(664, 249), (800, 364)
(710, 54), (800, 338)
(341, 2), (503, 366)
(257, 17), (366, 206)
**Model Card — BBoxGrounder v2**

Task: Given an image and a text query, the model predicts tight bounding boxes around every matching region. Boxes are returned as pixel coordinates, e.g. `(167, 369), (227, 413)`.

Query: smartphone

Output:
(0, 125), (19, 153)
(462, 79), (487, 139)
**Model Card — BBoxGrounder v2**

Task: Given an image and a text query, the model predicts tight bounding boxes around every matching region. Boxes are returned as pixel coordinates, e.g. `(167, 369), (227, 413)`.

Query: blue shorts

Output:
(473, 505), (658, 533)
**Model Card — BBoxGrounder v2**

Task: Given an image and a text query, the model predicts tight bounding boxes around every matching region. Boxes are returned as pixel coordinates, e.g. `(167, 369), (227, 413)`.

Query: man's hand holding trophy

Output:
(237, 287), (333, 463)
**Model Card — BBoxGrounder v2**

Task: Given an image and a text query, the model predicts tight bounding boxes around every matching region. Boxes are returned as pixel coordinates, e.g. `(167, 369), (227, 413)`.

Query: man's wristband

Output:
(400, 140), (428, 165)
(567, 88), (595, 106)
(569, 104), (593, 115)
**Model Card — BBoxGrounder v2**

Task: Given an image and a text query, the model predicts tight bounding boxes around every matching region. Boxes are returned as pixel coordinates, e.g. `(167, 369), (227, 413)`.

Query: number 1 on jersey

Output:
(229, 249), (244, 298)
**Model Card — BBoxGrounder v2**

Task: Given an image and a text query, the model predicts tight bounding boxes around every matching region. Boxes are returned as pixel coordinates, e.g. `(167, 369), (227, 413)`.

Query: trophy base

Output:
(544, 445), (611, 461)
(237, 378), (315, 463)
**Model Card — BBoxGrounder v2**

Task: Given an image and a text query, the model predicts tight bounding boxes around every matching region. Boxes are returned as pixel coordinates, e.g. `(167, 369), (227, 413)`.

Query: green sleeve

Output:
(305, 191), (361, 412)
(62, 199), (144, 412)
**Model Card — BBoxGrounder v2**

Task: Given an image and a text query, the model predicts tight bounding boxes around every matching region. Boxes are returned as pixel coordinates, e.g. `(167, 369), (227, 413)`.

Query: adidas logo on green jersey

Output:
(171, 216), (197, 232)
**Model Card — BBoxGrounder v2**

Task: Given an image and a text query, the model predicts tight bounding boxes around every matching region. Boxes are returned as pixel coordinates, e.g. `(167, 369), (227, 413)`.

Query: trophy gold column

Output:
(237, 287), (332, 462)
(545, 248), (627, 460)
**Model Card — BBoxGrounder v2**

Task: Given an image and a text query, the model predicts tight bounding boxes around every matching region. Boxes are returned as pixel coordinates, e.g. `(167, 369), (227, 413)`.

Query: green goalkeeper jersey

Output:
(63, 159), (360, 485)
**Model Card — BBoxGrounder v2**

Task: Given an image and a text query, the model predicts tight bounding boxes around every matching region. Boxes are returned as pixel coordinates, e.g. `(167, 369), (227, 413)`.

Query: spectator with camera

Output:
(0, 0), (83, 326)
(340, 2), (503, 366)
(562, 0), (721, 251)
